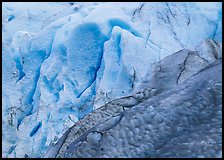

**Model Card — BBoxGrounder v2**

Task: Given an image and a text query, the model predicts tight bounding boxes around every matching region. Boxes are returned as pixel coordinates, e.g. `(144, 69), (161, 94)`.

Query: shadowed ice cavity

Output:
(66, 23), (107, 98)
(13, 56), (25, 83)
(30, 121), (42, 137)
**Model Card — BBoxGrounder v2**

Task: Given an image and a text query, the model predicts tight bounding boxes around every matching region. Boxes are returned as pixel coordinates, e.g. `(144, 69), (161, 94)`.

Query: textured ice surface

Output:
(2, 2), (222, 158)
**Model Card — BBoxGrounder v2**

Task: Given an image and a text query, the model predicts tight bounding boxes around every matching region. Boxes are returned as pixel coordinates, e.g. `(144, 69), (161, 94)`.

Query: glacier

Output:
(2, 2), (222, 158)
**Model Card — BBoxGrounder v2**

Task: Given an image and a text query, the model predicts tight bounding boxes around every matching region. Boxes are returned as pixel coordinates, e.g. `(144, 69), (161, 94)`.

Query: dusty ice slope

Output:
(2, 2), (222, 158)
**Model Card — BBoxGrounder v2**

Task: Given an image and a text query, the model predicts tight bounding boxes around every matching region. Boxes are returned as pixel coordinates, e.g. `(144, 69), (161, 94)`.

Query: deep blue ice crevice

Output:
(66, 22), (107, 98)
(11, 46), (26, 83)
(24, 50), (46, 105)
(14, 56), (26, 83)
(16, 116), (24, 130)
(7, 145), (16, 156)
(115, 31), (122, 63)
(8, 15), (15, 22)
(24, 67), (41, 105)
(30, 121), (42, 137)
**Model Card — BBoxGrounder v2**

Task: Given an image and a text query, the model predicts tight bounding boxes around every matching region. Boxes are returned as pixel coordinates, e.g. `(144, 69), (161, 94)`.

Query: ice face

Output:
(2, 2), (222, 158)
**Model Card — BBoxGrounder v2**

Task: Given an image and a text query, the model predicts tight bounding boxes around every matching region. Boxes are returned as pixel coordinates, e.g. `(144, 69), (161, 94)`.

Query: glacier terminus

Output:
(2, 2), (222, 158)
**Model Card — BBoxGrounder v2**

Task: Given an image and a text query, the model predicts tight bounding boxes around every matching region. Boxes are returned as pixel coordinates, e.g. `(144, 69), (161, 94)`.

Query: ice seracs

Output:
(2, 2), (222, 158)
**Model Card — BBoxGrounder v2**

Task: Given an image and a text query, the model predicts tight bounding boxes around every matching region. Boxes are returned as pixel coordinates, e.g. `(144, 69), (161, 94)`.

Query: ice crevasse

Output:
(2, 2), (222, 157)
